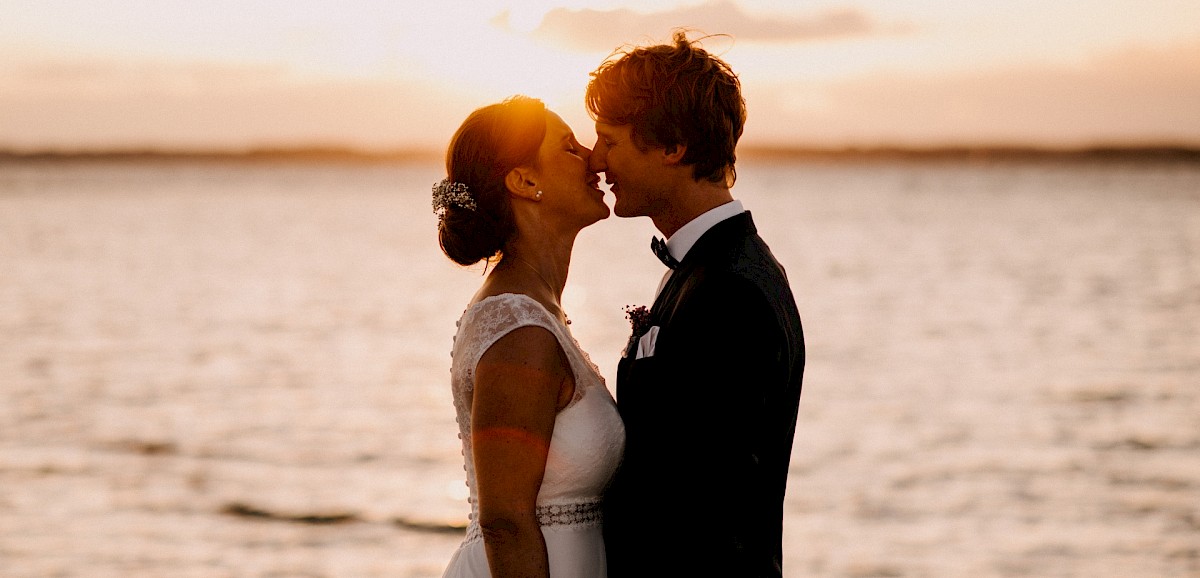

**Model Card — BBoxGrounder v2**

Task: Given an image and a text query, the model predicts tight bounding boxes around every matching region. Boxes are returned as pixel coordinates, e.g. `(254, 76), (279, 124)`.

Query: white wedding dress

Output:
(442, 293), (626, 578)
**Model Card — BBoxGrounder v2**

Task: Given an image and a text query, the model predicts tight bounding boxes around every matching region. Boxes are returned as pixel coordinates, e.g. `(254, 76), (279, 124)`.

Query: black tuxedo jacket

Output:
(604, 212), (805, 577)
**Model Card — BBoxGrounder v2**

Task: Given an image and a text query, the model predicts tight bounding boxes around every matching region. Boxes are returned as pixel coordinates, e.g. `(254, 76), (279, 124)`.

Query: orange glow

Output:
(1, 1), (1198, 150)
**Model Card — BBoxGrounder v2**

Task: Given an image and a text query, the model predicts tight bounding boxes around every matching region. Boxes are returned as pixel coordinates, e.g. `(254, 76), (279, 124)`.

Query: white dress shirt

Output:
(654, 200), (746, 299)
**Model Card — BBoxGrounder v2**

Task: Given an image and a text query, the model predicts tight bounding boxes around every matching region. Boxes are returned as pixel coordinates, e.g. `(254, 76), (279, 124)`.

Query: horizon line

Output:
(2, 143), (1199, 163)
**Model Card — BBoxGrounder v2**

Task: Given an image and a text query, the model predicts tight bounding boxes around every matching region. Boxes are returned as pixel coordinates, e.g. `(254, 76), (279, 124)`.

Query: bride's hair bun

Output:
(437, 96), (547, 266)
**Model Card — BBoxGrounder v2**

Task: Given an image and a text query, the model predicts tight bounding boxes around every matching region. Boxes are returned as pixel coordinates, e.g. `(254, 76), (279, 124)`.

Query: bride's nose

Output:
(588, 146), (605, 172)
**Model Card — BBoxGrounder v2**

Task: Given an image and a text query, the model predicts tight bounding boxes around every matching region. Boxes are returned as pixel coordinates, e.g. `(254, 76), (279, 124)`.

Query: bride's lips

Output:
(586, 174), (607, 204)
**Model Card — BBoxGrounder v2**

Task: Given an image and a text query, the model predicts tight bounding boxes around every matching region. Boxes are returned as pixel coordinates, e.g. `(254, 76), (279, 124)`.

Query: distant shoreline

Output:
(0, 147), (442, 164)
(2, 145), (1198, 164)
(742, 145), (1200, 163)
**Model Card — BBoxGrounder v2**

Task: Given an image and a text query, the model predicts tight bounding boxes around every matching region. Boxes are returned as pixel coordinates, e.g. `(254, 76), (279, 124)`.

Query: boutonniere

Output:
(624, 304), (652, 338)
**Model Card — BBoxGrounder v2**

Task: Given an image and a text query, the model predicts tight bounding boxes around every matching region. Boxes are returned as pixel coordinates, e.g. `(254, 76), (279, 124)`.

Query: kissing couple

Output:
(437, 31), (805, 578)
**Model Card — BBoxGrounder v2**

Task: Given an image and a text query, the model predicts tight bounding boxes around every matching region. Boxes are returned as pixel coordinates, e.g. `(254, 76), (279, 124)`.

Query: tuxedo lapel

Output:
(608, 207), (802, 578)
(648, 212), (757, 318)
(679, 211), (757, 269)
(619, 212), (759, 404)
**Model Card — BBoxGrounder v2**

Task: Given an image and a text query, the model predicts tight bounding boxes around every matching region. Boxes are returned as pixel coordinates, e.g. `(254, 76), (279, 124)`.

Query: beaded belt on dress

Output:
(463, 500), (603, 543)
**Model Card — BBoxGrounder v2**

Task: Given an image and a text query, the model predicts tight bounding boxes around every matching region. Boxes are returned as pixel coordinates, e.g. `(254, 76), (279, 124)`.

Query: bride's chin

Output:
(592, 199), (611, 220)
(584, 208), (611, 227)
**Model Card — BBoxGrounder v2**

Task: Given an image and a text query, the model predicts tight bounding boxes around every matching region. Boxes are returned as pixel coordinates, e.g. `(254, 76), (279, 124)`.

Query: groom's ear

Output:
(661, 143), (687, 166)
(505, 166), (540, 200)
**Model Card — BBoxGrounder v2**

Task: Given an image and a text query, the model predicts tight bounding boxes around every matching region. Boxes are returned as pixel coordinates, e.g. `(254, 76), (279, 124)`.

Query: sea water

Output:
(1, 158), (1197, 577)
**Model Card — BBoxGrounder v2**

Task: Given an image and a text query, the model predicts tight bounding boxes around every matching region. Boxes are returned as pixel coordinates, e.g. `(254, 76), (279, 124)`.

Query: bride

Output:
(436, 96), (626, 577)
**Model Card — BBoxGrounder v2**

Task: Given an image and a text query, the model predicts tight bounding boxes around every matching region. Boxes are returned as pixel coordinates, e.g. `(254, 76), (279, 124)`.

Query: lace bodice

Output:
(449, 293), (625, 535)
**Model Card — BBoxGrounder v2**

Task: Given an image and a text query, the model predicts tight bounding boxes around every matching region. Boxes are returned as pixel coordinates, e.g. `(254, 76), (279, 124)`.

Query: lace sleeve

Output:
(450, 294), (563, 417)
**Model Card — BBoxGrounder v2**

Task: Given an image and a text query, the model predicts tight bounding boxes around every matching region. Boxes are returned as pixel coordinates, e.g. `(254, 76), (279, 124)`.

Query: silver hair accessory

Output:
(431, 179), (476, 219)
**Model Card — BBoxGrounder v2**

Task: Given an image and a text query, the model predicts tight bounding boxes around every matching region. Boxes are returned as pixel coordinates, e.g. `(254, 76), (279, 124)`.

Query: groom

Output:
(587, 32), (805, 577)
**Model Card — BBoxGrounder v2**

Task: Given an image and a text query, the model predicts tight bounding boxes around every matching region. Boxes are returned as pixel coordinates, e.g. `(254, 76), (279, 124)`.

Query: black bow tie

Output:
(651, 236), (680, 269)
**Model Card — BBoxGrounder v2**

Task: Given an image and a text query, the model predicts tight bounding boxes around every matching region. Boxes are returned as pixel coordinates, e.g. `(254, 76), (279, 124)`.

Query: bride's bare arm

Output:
(471, 325), (573, 578)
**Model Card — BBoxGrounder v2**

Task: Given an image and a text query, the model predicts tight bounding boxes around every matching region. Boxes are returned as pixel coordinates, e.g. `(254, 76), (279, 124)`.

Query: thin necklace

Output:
(509, 255), (571, 325)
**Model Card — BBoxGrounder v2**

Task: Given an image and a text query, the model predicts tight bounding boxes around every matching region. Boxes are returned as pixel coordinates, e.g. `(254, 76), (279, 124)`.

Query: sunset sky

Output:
(2, 0), (1199, 151)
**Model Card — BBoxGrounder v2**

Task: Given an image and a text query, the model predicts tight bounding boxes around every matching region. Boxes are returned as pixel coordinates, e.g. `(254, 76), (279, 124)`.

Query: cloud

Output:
(518, 0), (883, 52)
(744, 42), (1200, 147)
(0, 58), (478, 150)
(5, 41), (1197, 150)
(6, 59), (289, 97)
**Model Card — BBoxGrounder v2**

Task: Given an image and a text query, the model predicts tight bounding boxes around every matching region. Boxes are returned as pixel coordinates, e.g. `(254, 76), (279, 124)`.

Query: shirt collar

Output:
(665, 200), (745, 263)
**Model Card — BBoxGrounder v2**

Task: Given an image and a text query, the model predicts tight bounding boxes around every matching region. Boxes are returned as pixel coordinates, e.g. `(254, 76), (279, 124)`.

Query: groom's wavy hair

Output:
(439, 96), (547, 266)
(586, 30), (745, 186)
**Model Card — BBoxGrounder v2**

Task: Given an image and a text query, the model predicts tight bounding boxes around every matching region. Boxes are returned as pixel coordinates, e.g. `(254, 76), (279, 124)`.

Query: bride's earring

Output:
(535, 191), (543, 200)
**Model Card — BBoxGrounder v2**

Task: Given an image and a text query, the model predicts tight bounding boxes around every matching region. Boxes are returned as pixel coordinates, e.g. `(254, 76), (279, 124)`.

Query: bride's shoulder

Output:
(459, 292), (552, 331)
(464, 292), (539, 315)
(453, 293), (565, 378)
